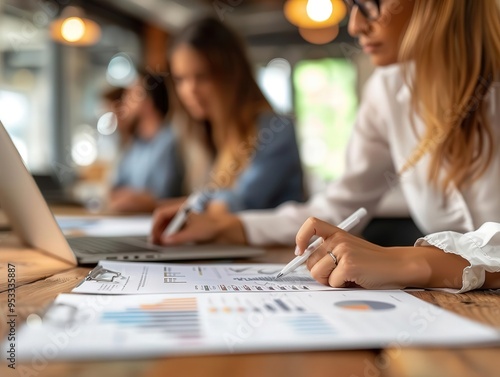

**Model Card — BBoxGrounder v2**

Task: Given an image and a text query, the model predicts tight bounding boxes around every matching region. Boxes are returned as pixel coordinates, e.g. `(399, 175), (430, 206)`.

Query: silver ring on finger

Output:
(327, 251), (338, 266)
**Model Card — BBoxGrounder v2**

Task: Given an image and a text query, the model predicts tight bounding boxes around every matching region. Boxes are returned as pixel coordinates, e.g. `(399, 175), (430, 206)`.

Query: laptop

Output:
(33, 173), (82, 207)
(0, 121), (265, 265)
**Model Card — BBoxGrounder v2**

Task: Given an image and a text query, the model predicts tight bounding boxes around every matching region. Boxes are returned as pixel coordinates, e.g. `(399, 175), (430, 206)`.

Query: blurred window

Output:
(0, 2), (51, 172)
(293, 58), (358, 182)
(257, 58), (293, 114)
(0, 0), (141, 181)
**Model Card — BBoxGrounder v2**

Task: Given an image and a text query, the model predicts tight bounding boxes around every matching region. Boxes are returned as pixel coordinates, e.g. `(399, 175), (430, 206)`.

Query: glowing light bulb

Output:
(61, 17), (85, 42)
(306, 0), (333, 22)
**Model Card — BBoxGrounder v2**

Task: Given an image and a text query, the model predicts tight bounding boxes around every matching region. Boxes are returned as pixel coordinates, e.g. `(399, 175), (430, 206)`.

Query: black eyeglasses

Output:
(344, 0), (381, 21)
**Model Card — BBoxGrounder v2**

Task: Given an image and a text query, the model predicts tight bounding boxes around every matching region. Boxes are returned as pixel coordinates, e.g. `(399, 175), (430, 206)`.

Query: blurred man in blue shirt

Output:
(108, 69), (184, 212)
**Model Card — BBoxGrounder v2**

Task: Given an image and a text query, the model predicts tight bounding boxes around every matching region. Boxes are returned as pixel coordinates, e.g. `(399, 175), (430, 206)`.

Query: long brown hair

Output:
(399, 0), (500, 190)
(168, 17), (271, 190)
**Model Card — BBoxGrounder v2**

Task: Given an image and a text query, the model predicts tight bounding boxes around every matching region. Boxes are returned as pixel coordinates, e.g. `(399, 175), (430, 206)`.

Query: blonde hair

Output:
(168, 18), (271, 191)
(399, 0), (500, 190)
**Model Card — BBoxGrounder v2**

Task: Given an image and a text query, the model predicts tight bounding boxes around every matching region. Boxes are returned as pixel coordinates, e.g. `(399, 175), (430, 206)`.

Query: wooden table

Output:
(1, 236), (500, 377)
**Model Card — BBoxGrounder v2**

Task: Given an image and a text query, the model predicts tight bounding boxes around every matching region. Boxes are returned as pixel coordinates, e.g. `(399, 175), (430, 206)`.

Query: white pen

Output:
(275, 208), (368, 279)
(163, 192), (204, 237)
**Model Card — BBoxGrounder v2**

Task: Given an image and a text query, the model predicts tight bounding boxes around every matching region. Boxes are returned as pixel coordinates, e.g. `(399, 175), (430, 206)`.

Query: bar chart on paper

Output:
(102, 297), (201, 337)
(100, 294), (335, 339)
(96, 293), (335, 341)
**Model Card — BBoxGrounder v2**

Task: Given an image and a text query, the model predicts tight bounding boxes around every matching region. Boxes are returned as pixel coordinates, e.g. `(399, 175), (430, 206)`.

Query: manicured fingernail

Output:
(294, 246), (301, 256)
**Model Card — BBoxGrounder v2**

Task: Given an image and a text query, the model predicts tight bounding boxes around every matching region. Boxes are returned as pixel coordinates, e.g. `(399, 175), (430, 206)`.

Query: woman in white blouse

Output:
(151, 0), (500, 292)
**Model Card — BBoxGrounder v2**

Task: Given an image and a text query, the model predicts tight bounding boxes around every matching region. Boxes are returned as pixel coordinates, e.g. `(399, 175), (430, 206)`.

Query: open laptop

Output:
(0, 121), (265, 265)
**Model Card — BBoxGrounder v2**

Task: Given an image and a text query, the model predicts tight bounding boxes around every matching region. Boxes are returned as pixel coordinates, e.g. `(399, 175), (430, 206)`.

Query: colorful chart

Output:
(334, 300), (396, 311)
(101, 297), (200, 337)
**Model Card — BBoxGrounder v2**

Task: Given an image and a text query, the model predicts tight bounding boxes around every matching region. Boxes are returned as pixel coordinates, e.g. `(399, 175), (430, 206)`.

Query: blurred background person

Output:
(108, 68), (184, 213)
(154, 17), (305, 220)
(101, 86), (130, 147)
(151, 0), (500, 253)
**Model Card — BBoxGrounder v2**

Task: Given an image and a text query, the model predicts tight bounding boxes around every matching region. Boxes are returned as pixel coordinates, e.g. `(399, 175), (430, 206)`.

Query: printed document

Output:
(73, 261), (331, 294)
(7, 291), (499, 360)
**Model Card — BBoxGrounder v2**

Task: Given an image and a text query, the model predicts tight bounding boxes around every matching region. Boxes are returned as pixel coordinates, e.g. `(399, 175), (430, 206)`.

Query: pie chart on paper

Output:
(334, 300), (396, 311)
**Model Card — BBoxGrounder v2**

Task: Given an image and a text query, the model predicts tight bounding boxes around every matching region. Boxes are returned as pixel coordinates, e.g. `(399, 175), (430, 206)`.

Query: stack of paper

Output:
(8, 290), (500, 360)
(4, 261), (500, 360)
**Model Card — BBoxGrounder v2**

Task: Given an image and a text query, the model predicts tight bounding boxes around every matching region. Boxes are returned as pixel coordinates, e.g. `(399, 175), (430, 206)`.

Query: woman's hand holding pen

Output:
(151, 202), (182, 243)
(151, 201), (247, 245)
(296, 217), (434, 290)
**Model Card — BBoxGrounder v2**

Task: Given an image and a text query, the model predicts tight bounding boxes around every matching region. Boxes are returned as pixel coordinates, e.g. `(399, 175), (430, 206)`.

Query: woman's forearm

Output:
(399, 246), (470, 289)
(483, 272), (500, 289)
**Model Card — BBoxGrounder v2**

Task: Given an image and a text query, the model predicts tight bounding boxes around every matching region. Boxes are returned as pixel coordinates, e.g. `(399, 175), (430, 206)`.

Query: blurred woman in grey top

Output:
(152, 17), (304, 224)
(108, 69), (184, 212)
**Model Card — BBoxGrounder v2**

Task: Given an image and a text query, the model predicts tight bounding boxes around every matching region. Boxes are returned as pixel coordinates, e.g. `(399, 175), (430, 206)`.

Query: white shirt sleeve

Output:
(239, 72), (394, 246)
(415, 222), (500, 293)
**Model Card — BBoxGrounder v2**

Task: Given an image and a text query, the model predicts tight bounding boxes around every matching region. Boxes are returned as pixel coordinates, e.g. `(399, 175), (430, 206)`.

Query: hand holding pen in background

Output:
(162, 192), (205, 237)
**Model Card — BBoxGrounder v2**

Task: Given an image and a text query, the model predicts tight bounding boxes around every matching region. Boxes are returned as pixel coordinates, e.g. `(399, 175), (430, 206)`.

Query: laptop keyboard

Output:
(67, 236), (157, 255)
